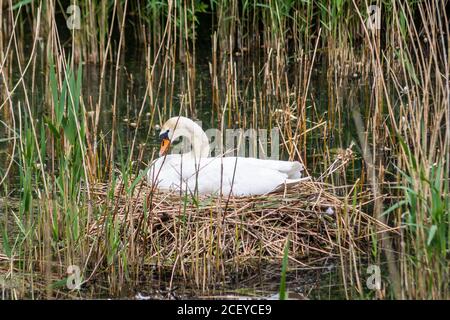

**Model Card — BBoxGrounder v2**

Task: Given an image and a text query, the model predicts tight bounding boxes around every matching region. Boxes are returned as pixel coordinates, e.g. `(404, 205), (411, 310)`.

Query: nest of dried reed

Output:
(89, 174), (389, 276)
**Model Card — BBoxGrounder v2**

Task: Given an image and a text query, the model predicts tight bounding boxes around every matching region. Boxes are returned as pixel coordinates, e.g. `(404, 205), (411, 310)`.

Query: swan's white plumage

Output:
(147, 117), (304, 196)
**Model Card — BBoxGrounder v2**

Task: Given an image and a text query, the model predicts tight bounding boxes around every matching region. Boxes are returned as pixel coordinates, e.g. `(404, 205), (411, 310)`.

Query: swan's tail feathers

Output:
(271, 176), (311, 193)
(285, 161), (303, 179)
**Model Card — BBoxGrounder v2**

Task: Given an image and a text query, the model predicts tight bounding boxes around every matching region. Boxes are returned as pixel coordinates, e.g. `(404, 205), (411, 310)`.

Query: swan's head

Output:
(158, 117), (187, 156)
(158, 116), (209, 158)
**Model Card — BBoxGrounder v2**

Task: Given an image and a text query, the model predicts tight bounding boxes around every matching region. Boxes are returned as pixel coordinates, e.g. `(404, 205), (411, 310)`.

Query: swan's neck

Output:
(173, 120), (209, 160)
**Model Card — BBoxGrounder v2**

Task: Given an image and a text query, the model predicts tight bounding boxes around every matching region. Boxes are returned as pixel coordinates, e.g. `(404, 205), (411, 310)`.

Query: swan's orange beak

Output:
(159, 138), (171, 157)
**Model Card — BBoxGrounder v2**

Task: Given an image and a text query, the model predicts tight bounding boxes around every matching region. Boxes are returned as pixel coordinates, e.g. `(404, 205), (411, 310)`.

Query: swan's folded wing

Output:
(237, 158), (304, 179)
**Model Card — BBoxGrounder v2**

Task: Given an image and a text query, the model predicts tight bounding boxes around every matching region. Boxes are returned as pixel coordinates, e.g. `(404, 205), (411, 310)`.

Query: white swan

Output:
(147, 117), (304, 196)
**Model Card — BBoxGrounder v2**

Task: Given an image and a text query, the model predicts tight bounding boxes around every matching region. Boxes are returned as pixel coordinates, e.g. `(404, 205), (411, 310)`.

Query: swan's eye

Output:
(159, 130), (170, 140)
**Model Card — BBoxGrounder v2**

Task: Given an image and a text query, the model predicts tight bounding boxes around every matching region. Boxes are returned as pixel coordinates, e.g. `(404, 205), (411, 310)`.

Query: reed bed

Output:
(80, 173), (393, 295)
(88, 178), (387, 273)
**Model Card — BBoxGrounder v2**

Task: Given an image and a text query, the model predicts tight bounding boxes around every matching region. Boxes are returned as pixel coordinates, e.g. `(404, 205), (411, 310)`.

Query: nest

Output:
(89, 176), (389, 278)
